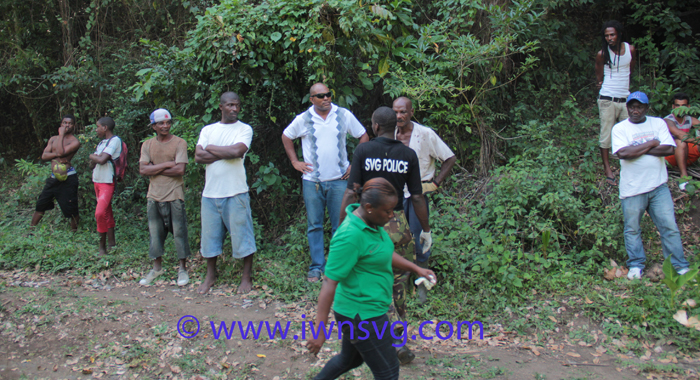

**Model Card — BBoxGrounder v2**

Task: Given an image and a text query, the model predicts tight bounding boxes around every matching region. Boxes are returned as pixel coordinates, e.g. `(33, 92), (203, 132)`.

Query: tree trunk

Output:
(58, 0), (74, 66)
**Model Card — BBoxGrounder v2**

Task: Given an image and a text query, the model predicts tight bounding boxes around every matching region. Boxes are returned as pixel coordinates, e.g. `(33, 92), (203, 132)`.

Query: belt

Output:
(598, 95), (626, 103)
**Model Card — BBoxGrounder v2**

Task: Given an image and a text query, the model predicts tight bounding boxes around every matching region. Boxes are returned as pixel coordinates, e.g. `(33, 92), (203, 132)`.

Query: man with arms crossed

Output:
(138, 109), (192, 287)
(32, 115), (81, 231)
(394, 97), (456, 304)
(89, 117), (121, 255)
(595, 20), (636, 186)
(282, 83), (368, 283)
(195, 92), (256, 294)
(663, 93), (700, 191)
(611, 92), (690, 280)
(340, 106), (432, 364)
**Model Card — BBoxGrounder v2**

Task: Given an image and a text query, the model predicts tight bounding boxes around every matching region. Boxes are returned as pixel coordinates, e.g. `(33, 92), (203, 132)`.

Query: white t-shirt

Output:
(396, 122), (455, 198)
(197, 121), (253, 198)
(283, 104), (366, 182)
(92, 136), (122, 183)
(612, 116), (675, 199)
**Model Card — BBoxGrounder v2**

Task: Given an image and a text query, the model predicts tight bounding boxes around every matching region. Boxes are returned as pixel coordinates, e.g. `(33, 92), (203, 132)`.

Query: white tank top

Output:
(600, 42), (631, 98)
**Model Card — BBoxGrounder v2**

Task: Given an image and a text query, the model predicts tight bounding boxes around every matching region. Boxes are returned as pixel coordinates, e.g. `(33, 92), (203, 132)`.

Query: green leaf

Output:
(370, 4), (392, 19)
(270, 32), (282, 42)
(676, 268), (699, 289)
(378, 57), (390, 77)
(662, 257), (679, 292)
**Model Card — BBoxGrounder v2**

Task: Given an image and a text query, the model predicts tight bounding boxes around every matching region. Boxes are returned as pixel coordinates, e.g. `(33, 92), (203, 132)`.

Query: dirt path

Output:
(0, 270), (695, 379)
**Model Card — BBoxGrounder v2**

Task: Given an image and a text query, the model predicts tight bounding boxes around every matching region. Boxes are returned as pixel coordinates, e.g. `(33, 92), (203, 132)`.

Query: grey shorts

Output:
(147, 199), (191, 260)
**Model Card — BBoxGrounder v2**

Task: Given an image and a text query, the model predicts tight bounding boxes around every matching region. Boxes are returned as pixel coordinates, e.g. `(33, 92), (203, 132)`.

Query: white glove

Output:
(419, 230), (432, 254)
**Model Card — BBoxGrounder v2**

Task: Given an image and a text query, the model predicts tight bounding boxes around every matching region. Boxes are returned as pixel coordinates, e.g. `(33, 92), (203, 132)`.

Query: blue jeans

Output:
(403, 195), (430, 262)
(621, 183), (689, 270)
(303, 179), (346, 274)
(313, 312), (399, 380)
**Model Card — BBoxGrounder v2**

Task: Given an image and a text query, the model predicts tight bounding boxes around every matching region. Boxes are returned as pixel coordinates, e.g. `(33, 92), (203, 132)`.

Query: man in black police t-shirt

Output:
(338, 106), (432, 365)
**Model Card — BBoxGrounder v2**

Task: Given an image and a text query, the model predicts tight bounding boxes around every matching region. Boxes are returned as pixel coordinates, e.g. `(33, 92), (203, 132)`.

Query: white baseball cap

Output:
(149, 108), (172, 124)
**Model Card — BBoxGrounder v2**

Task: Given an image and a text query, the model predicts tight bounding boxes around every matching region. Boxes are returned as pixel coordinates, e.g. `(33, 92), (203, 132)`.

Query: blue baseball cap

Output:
(626, 91), (649, 104)
(149, 108), (172, 124)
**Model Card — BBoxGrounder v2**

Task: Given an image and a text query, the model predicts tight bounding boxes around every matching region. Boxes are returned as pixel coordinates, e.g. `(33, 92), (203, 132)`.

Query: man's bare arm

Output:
(616, 140), (673, 159)
(338, 189), (357, 224)
(89, 152), (112, 165)
(595, 51), (605, 89)
(358, 133), (369, 144)
(60, 139), (81, 159)
(160, 163), (186, 177)
(140, 161), (175, 176)
(205, 143), (248, 160)
(41, 137), (57, 161)
(282, 134), (313, 173)
(434, 156), (457, 185)
(646, 145), (675, 157)
(629, 45), (636, 75)
(665, 119), (693, 142)
(195, 145), (218, 164)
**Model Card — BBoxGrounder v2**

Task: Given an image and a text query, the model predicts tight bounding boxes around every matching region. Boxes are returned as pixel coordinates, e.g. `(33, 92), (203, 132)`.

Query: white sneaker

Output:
(677, 268), (690, 275)
(177, 270), (189, 287)
(627, 267), (642, 279)
(139, 268), (164, 285)
(680, 182), (688, 191)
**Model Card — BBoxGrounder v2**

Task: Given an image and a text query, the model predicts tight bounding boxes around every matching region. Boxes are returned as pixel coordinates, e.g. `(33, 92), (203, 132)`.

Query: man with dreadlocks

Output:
(595, 20), (636, 186)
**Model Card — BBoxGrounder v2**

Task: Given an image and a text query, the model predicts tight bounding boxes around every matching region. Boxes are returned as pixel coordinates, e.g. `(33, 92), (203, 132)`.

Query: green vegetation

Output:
(1, 0), (699, 368)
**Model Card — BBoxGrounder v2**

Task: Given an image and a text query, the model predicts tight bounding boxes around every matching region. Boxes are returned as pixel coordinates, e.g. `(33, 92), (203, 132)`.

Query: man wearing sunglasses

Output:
(282, 83), (369, 283)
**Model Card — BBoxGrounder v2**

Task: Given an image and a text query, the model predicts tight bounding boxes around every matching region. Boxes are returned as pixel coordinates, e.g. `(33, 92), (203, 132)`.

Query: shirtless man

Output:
(31, 115), (82, 231)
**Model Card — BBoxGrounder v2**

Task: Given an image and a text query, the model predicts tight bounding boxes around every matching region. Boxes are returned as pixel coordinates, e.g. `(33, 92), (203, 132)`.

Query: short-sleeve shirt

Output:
(92, 136), (122, 184)
(325, 204), (394, 320)
(397, 122), (455, 198)
(282, 104), (366, 182)
(347, 137), (422, 211)
(139, 135), (189, 202)
(612, 116), (676, 199)
(197, 121), (252, 198)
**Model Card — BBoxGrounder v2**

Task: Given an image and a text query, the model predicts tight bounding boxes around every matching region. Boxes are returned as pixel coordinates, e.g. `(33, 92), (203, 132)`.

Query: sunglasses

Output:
(311, 91), (333, 99)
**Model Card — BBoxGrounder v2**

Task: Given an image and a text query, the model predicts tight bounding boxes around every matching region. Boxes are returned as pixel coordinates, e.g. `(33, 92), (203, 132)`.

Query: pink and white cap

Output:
(149, 108), (172, 124)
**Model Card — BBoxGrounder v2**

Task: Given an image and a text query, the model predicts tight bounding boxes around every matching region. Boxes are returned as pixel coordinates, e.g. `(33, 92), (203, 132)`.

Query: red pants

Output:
(94, 183), (115, 233)
(665, 142), (700, 167)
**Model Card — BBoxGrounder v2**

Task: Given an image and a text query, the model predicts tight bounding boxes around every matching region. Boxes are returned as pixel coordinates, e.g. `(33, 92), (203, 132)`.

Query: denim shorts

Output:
(200, 193), (257, 259)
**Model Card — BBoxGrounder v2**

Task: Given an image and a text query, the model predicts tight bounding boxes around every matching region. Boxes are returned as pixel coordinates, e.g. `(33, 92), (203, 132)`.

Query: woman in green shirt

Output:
(306, 177), (435, 380)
